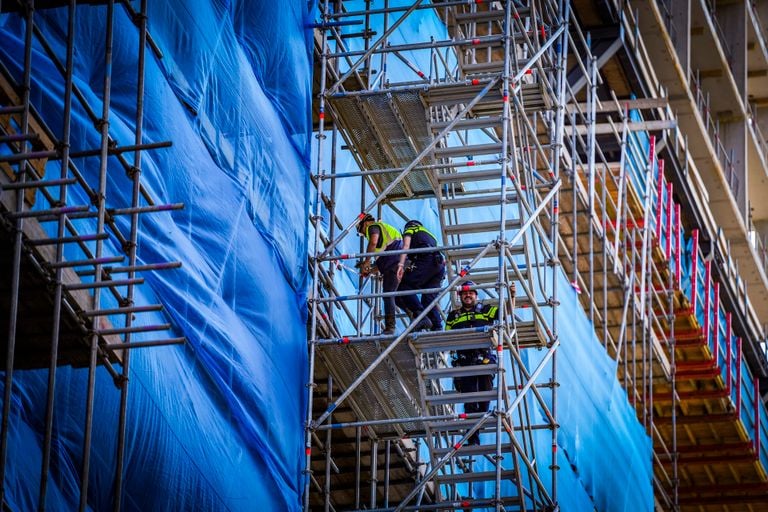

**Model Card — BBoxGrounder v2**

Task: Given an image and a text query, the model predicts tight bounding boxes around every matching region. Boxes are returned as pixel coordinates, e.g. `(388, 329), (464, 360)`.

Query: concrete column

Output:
(719, 1), (747, 96)
(671, 0), (692, 77)
(721, 119), (747, 217)
(719, 1), (749, 220)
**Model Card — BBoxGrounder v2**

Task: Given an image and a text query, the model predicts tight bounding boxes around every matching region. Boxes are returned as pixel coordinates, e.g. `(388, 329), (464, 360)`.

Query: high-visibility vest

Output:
(403, 225), (438, 246)
(365, 221), (402, 252)
(403, 224), (442, 262)
(446, 304), (498, 330)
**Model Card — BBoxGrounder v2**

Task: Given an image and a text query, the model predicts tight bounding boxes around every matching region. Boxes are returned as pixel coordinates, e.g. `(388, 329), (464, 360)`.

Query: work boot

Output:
(427, 309), (443, 331)
(413, 316), (432, 331)
(383, 314), (396, 335)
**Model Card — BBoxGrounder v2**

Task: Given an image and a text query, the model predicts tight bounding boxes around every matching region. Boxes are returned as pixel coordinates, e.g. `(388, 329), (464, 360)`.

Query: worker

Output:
(395, 219), (445, 331)
(357, 213), (403, 335)
(446, 280), (499, 445)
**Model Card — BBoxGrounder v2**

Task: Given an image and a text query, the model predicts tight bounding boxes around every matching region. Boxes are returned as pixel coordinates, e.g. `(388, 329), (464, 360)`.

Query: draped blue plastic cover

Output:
(1, 1), (313, 510)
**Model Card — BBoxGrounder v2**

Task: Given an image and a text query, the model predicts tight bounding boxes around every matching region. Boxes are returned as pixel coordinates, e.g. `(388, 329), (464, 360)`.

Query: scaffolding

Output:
(0, 1), (183, 510)
(306, 0), (768, 510)
(306, 0), (571, 509)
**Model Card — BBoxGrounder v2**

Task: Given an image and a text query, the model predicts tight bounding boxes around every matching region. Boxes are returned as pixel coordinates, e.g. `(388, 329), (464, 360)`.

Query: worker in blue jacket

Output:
(395, 220), (446, 331)
(446, 280), (498, 445)
(357, 214), (403, 335)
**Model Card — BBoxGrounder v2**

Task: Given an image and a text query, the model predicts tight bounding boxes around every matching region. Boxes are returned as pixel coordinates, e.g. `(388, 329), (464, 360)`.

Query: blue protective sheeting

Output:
(1, 1), (313, 510)
(553, 273), (653, 511)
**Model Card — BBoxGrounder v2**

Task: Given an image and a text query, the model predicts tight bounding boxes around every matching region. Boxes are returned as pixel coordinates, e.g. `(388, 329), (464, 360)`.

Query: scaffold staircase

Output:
(306, 1), (569, 510)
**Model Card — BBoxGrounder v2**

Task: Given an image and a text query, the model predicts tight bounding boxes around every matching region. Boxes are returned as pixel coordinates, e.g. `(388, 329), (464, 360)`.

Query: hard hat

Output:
(458, 280), (477, 293)
(356, 213), (375, 234)
(404, 219), (422, 230)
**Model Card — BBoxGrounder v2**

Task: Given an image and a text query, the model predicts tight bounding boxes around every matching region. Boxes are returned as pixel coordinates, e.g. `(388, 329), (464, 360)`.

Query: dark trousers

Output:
(395, 258), (445, 329)
(375, 241), (402, 318)
(454, 374), (494, 414)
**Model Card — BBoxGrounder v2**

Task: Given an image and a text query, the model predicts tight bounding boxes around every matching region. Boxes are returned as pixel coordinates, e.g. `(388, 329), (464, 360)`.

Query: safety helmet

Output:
(356, 213), (375, 234)
(457, 280), (477, 294)
(404, 219), (422, 230)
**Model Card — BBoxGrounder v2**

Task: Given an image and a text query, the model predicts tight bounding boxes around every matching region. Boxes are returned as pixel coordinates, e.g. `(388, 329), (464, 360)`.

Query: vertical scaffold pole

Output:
(39, 2), (75, 510)
(587, 51), (597, 327)
(80, 2), (115, 510)
(495, 1), (514, 506)
(304, 2), (331, 509)
(323, 375), (333, 512)
(0, 2), (35, 504)
(667, 190), (679, 512)
(550, 1), (570, 503)
(113, 0), (149, 508)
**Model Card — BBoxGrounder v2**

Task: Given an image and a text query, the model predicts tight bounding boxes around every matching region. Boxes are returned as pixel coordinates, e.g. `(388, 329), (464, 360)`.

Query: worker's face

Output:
(358, 221), (371, 237)
(459, 290), (477, 308)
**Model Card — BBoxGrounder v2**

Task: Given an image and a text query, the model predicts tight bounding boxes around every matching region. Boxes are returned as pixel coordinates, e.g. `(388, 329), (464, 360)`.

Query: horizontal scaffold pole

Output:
(317, 242), (486, 262)
(314, 324), (494, 346)
(312, 282), (496, 304)
(327, 0), (472, 20)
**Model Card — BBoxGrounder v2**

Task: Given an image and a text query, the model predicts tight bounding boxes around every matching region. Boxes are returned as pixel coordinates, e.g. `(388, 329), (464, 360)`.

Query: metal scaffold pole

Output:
(0, 1), (34, 502)
(113, 0), (149, 507)
(80, 3), (116, 508)
(39, 2), (75, 509)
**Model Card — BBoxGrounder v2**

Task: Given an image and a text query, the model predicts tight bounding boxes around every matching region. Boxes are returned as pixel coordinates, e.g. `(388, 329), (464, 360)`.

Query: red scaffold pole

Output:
(690, 230), (699, 314)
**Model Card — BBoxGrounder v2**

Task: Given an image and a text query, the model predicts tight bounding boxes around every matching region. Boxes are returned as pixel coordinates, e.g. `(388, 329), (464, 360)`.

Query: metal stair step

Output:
(434, 469), (516, 485)
(429, 115), (503, 132)
(423, 83), (504, 108)
(457, 268), (506, 284)
(441, 192), (519, 209)
(436, 168), (504, 183)
(516, 320), (546, 347)
(435, 442), (514, 457)
(424, 82), (546, 115)
(434, 142), (503, 159)
(421, 364), (498, 379)
(453, 9), (506, 23)
(425, 389), (498, 405)
(446, 242), (525, 261)
(412, 329), (497, 353)
(427, 418), (501, 432)
(461, 60), (504, 75)
(444, 218), (522, 235)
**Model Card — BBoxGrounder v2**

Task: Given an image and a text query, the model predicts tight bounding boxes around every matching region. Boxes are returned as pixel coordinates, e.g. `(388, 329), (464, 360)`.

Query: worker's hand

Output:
(396, 264), (404, 281)
(360, 261), (371, 277)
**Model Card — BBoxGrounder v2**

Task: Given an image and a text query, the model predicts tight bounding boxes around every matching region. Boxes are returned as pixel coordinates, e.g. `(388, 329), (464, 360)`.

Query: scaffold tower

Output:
(306, 1), (572, 509)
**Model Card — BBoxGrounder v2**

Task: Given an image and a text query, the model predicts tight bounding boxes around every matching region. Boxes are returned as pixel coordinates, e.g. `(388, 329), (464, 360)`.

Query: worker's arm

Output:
(360, 229), (379, 276)
(396, 234), (411, 281)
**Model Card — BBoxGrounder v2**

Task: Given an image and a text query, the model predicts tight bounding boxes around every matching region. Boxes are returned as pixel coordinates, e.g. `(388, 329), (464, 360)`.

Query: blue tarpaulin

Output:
(1, 1), (313, 510)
